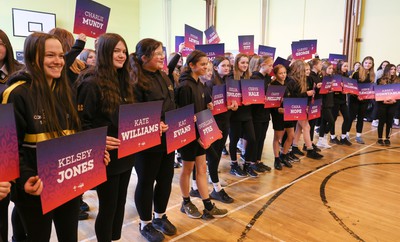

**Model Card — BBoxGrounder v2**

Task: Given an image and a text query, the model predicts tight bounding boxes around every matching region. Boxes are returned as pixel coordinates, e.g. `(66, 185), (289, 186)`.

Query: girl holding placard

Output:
(348, 56), (375, 144)
(250, 55), (273, 171)
(331, 61), (352, 146)
(0, 29), (25, 242)
(2, 32), (83, 241)
(131, 38), (177, 242)
(228, 53), (258, 177)
(76, 33), (134, 242)
(177, 50), (228, 219)
(376, 64), (398, 145)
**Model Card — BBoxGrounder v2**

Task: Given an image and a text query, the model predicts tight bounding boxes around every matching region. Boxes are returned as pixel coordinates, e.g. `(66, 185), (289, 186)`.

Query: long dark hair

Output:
(211, 56), (229, 85)
(381, 64), (399, 84)
(182, 50), (207, 74)
(0, 29), (23, 75)
(22, 32), (80, 137)
(94, 33), (134, 115)
(131, 38), (163, 91)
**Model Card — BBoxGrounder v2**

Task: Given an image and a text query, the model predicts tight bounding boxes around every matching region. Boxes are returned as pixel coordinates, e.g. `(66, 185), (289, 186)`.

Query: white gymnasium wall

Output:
(215, 0), (262, 54)
(358, 0), (400, 67)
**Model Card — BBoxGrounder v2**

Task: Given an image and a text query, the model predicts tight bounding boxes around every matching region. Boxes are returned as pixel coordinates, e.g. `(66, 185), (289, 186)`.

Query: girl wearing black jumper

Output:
(177, 50), (228, 220)
(316, 61), (336, 149)
(376, 64), (398, 145)
(250, 55), (273, 172)
(203, 56), (237, 203)
(348, 56), (375, 144)
(228, 53), (258, 177)
(76, 33), (134, 242)
(131, 38), (177, 242)
(2, 32), (86, 242)
(330, 61), (352, 146)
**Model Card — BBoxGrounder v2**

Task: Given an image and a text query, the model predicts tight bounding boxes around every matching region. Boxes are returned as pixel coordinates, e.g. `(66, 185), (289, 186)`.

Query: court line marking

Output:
(80, 129), (398, 242)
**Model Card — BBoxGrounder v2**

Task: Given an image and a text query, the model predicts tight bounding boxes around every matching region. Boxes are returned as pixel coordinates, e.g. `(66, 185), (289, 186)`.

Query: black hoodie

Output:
(1, 71), (75, 202)
(176, 71), (207, 113)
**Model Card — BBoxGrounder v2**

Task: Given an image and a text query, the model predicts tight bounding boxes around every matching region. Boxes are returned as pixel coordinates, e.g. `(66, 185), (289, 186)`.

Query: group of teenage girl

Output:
(0, 26), (398, 242)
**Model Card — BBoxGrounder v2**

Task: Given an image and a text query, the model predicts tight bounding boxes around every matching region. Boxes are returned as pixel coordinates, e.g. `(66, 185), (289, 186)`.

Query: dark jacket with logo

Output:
(250, 71), (271, 123)
(134, 69), (176, 152)
(176, 71), (208, 139)
(1, 71), (75, 203)
(77, 70), (135, 176)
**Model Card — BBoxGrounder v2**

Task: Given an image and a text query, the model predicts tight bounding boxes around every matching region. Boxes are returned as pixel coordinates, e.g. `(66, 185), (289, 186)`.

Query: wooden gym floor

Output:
(8, 117), (400, 241)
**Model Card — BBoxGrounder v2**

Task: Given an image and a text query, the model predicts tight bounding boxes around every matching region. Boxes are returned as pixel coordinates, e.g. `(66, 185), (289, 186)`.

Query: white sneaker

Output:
(372, 120), (379, 127)
(317, 137), (331, 148)
(394, 119), (399, 126)
(323, 136), (332, 148)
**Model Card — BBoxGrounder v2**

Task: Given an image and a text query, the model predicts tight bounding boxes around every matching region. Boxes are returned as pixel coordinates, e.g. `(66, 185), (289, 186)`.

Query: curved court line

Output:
(236, 143), (400, 242)
(320, 161), (400, 242)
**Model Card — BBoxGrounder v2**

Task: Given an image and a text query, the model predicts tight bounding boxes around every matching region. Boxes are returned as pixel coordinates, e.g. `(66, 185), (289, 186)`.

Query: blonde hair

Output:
(289, 60), (307, 93)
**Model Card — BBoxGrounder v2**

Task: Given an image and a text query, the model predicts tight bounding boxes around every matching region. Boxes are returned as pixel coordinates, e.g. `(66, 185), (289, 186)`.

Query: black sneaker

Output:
(202, 204), (228, 219)
(249, 163), (266, 173)
(180, 201), (202, 219)
(152, 214), (177, 236)
(230, 163), (247, 177)
(340, 137), (352, 146)
(377, 139), (385, 146)
(306, 149), (323, 160)
(139, 223), (164, 242)
(189, 188), (201, 198)
(280, 154), (293, 168)
(274, 158), (282, 170)
(292, 146), (305, 156)
(78, 210), (89, 220)
(257, 162), (271, 172)
(243, 164), (259, 177)
(80, 200), (90, 212)
(330, 137), (342, 145)
(288, 152), (300, 162)
(312, 143), (321, 152)
(305, 143), (322, 152)
(384, 139), (391, 146)
(222, 147), (229, 155)
(210, 189), (234, 203)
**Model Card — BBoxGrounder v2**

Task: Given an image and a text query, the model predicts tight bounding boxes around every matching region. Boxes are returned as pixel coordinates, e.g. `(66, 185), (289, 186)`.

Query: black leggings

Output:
(253, 121), (269, 161)
(349, 98), (369, 133)
(319, 108), (335, 137)
(96, 169), (132, 242)
(134, 151), (174, 221)
(308, 119), (317, 142)
(0, 195), (9, 242)
(229, 120), (256, 161)
(206, 119), (229, 183)
(377, 102), (396, 139)
(331, 102), (350, 135)
(16, 196), (79, 242)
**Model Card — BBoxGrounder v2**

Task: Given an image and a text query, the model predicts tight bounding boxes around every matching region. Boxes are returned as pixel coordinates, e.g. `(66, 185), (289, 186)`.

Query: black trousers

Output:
(206, 119), (230, 183)
(331, 102), (351, 135)
(0, 195), (9, 242)
(308, 119), (317, 142)
(96, 169), (132, 242)
(229, 120), (256, 162)
(253, 121), (269, 161)
(377, 102), (396, 139)
(349, 99), (369, 133)
(16, 196), (79, 242)
(319, 108), (335, 137)
(134, 151), (174, 221)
